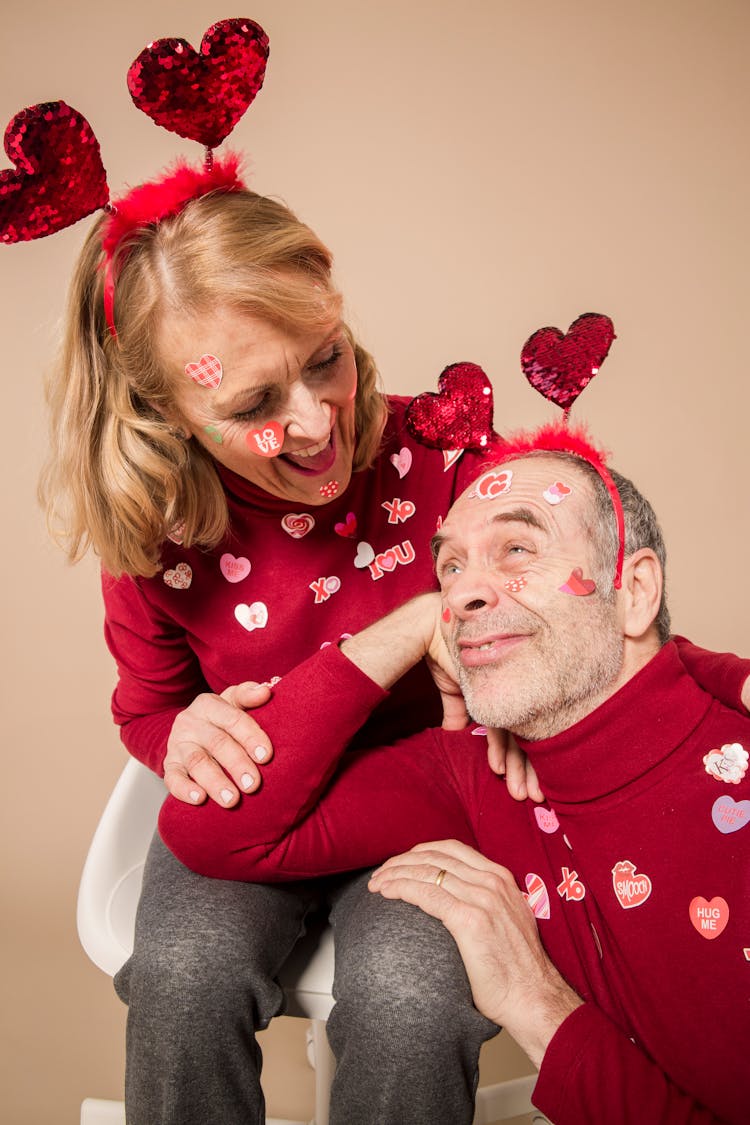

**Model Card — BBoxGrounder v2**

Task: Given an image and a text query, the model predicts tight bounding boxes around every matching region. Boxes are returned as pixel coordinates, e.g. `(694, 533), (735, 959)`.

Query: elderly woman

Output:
(40, 160), (504, 1125)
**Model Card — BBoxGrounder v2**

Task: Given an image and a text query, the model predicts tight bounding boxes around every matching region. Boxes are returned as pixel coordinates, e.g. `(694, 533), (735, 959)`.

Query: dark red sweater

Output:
(160, 642), (750, 1124)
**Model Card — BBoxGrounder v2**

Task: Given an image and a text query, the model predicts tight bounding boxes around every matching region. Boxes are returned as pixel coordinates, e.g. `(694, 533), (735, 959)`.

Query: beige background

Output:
(2, 1), (748, 1122)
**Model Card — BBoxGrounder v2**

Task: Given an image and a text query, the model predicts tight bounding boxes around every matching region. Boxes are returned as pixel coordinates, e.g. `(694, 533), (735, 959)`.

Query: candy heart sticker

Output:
(163, 562), (192, 589)
(543, 481), (572, 505)
(185, 353), (223, 390)
(703, 743), (748, 785)
(504, 576), (527, 593)
(281, 512), (315, 539)
(711, 795), (750, 834)
(442, 449), (464, 472)
(471, 469), (513, 501)
(405, 363), (495, 450)
(334, 512), (358, 538)
(534, 807), (559, 834)
(354, 541), (375, 569)
(390, 448), (412, 479)
(220, 553), (251, 583)
(0, 102), (109, 244)
(521, 313), (616, 414)
(247, 421), (283, 457)
(689, 896), (729, 940)
(234, 601), (268, 631)
(127, 18), (269, 149)
(523, 873), (551, 920)
(319, 480), (339, 499)
(559, 568), (596, 596)
(612, 860), (652, 909)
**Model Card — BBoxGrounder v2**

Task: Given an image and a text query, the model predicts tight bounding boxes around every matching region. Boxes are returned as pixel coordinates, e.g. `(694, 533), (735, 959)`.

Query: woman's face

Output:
(165, 307), (359, 505)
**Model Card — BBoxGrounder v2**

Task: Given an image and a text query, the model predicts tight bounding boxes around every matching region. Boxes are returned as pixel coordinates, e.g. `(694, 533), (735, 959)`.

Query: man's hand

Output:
(487, 731), (545, 803)
(368, 839), (582, 1067)
(163, 681), (274, 806)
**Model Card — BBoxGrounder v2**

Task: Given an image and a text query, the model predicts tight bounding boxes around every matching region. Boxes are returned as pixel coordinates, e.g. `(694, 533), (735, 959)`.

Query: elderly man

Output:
(161, 444), (749, 1124)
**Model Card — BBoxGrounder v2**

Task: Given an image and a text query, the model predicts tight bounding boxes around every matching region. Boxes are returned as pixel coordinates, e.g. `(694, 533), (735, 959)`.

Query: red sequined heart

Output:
(128, 18), (270, 149)
(405, 363), (495, 450)
(0, 102), (108, 243)
(521, 313), (616, 413)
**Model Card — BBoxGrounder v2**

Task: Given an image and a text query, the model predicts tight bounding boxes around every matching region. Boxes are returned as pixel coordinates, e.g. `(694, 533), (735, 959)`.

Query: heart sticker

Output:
(163, 562), (192, 589)
(543, 481), (572, 505)
(334, 512), (358, 538)
(185, 354), (223, 390)
(521, 312), (616, 414)
(471, 469), (513, 501)
(247, 421), (284, 457)
(220, 553), (251, 583)
(390, 448), (413, 479)
(612, 860), (652, 910)
(281, 513), (315, 539)
(405, 363), (495, 450)
(534, 807), (559, 834)
(234, 601), (268, 632)
(559, 568), (596, 596)
(354, 541), (375, 569)
(0, 101), (109, 244)
(711, 795), (750, 834)
(523, 873), (551, 920)
(319, 480), (339, 499)
(504, 576), (528, 594)
(689, 896), (729, 940)
(703, 743), (748, 785)
(127, 18), (270, 149)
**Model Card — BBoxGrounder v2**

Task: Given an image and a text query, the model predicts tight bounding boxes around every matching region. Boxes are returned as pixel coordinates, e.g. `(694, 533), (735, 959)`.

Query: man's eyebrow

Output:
(430, 506), (547, 562)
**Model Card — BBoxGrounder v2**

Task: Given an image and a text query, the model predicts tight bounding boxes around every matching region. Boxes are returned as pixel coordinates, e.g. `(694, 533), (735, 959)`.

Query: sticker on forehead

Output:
(543, 481), (572, 505)
(247, 421), (284, 457)
(559, 568), (596, 596)
(185, 354), (223, 390)
(469, 469), (513, 501)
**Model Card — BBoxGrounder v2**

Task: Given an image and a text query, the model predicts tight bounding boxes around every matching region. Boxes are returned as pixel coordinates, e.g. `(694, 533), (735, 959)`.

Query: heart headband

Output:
(406, 312), (625, 587)
(0, 17), (269, 335)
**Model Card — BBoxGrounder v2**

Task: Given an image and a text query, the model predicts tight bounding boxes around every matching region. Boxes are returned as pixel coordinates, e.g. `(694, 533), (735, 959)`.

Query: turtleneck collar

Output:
(215, 459), (364, 517)
(516, 642), (712, 805)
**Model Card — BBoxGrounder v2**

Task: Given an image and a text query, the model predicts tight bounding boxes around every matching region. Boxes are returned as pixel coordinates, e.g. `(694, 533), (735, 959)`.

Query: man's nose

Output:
(284, 383), (332, 441)
(444, 566), (501, 619)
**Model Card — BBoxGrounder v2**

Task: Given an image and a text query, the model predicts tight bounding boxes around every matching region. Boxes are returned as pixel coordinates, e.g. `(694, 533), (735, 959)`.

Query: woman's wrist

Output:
(340, 593), (441, 689)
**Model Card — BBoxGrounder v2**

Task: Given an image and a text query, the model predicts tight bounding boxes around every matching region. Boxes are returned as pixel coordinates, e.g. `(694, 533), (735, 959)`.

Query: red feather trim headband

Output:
(0, 17), (268, 336)
(405, 313), (625, 588)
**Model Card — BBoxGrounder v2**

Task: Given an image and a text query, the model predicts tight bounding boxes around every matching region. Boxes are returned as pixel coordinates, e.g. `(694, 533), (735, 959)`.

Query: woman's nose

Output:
(284, 383), (332, 442)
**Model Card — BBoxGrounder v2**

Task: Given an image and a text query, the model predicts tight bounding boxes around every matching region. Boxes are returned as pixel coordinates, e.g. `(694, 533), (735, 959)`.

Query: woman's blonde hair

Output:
(39, 187), (387, 578)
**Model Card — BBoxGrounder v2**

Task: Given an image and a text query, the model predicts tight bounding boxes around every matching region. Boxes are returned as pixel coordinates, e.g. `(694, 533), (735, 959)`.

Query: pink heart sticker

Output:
(334, 512), (358, 538)
(220, 553), (251, 583)
(390, 448), (412, 479)
(185, 354), (223, 389)
(247, 421), (284, 457)
(473, 469), (513, 500)
(163, 562), (192, 589)
(523, 873), (551, 920)
(689, 896), (729, 940)
(376, 549), (398, 573)
(354, 541), (375, 569)
(559, 568), (597, 596)
(534, 807), (559, 834)
(711, 795), (750, 834)
(281, 513), (315, 539)
(234, 601), (268, 632)
(612, 860), (652, 909)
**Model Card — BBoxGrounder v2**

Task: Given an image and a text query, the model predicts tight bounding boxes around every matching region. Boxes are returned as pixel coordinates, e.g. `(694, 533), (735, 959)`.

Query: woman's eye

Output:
(308, 344), (342, 374)
(232, 397), (269, 423)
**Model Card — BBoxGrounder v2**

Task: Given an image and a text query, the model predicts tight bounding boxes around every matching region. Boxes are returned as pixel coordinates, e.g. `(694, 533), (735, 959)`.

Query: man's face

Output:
(432, 456), (625, 739)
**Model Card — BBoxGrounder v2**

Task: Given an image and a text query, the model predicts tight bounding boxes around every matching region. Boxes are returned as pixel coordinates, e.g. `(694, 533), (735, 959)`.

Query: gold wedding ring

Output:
(435, 868), (447, 887)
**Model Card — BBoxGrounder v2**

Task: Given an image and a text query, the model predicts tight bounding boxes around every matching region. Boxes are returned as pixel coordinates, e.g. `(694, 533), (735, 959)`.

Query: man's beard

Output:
(451, 600), (624, 741)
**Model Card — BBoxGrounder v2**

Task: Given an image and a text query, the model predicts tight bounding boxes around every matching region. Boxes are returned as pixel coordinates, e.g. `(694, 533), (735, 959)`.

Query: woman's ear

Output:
(146, 399), (193, 440)
(619, 548), (663, 639)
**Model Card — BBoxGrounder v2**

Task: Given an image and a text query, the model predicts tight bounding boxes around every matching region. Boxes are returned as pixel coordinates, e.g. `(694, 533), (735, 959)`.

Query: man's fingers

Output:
(486, 728), (508, 775)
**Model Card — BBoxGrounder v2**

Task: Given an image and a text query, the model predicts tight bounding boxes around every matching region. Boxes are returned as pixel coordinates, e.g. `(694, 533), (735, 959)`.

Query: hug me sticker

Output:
(703, 743), (748, 785)
(689, 896), (729, 940)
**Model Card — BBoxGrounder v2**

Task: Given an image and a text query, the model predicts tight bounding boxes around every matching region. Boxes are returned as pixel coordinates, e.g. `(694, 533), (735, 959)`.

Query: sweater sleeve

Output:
(672, 636), (749, 712)
(158, 644), (477, 881)
(533, 1004), (732, 1125)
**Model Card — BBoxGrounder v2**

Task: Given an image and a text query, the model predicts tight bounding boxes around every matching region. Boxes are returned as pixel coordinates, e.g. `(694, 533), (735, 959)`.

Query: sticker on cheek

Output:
(559, 568), (596, 596)
(185, 354), (223, 389)
(543, 481), (572, 505)
(320, 480), (339, 499)
(247, 422), (284, 457)
(504, 576), (527, 593)
(204, 424), (223, 444)
(442, 606), (452, 623)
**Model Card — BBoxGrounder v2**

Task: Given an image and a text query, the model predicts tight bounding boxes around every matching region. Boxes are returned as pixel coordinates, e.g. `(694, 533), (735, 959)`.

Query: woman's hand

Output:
(163, 681), (275, 806)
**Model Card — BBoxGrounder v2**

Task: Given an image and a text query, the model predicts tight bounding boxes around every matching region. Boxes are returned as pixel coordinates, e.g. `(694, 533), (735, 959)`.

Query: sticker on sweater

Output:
(703, 743), (748, 785)
(534, 807), (559, 834)
(543, 481), (572, 505)
(319, 480), (339, 499)
(354, 541), (375, 569)
(368, 540), (415, 582)
(163, 562), (192, 590)
(557, 866), (586, 902)
(309, 575), (341, 604)
(712, 795), (750, 834)
(319, 633), (352, 650)
(469, 469), (513, 501)
(382, 498), (416, 525)
(185, 353), (223, 389)
(559, 568), (596, 596)
(689, 896), (729, 940)
(334, 512), (357, 538)
(167, 522), (185, 545)
(390, 447), (412, 478)
(220, 554), (251, 583)
(523, 873), (551, 920)
(281, 513), (315, 539)
(744, 948), (750, 961)
(443, 449), (463, 471)
(261, 675), (282, 688)
(247, 422), (283, 457)
(612, 860), (652, 909)
(234, 601), (268, 631)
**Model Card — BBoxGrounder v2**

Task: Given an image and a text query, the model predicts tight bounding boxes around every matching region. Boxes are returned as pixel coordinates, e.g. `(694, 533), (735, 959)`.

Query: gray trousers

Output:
(115, 833), (498, 1125)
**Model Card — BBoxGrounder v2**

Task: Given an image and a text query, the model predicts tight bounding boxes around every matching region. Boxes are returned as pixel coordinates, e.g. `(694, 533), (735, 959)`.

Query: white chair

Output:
(78, 757), (542, 1125)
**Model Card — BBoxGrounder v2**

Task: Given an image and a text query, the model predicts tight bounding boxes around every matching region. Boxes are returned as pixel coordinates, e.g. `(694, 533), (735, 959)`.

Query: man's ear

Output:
(619, 548), (662, 639)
